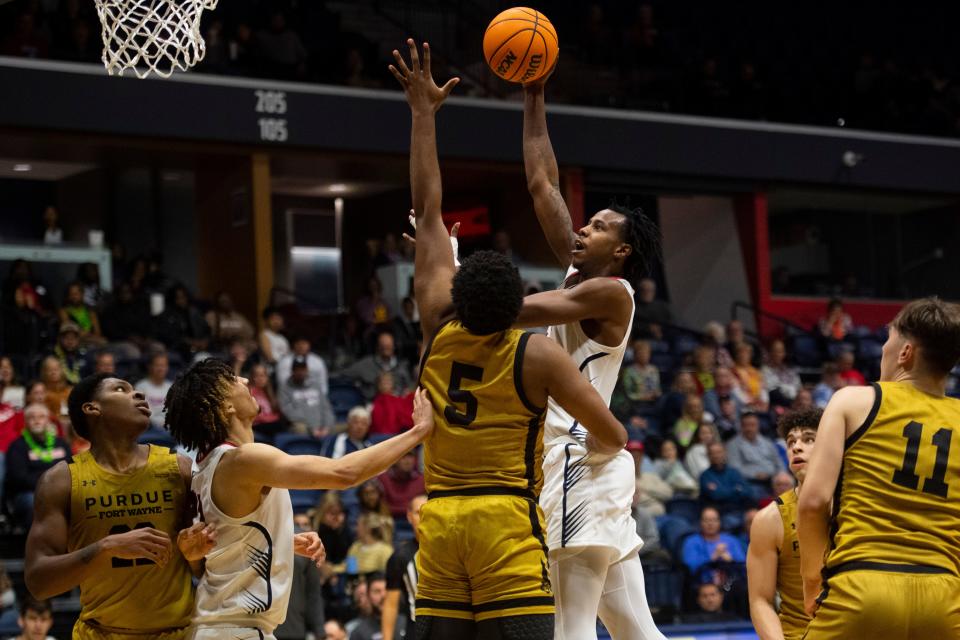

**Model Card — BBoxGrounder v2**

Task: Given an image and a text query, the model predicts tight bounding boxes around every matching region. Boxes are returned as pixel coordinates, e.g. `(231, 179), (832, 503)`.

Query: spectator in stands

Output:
(382, 494), (426, 640)
(771, 470), (795, 496)
(10, 596), (55, 640)
(0, 357), (25, 409)
(653, 439), (698, 497)
(345, 581), (372, 636)
(681, 506), (747, 584)
(2, 260), (47, 315)
(685, 423), (719, 481)
(673, 393), (704, 448)
(278, 357), (335, 438)
(836, 349), (867, 386)
(682, 582), (741, 623)
(248, 363), (284, 435)
(276, 336), (329, 394)
(134, 352), (171, 432)
(227, 339), (253, 377)
(700, 442), (751, 515)
(313, 493), (353, 570)
(703, 367), (744, 429)
(792, 387), (814, 411)
(324, 620), (347, 640)
(4, 382), (64, 452)
(726, 319), (754, 356)
(345, 515), (394, 575)
(59, 282), (105, 347)
(813, 363), (844, 408)
(101, 282), (155, 359)
(713, 395), (740, 440)
(76, 263), (102, 309)
(355, 276), (391, 342)
(633, 278), (672, 339)
(739, 507), (758, 548)
(725, 412), (783, 499)
(341, 331), (412, 401)
(39, 357), (71, 422)
(762, 339), (801, 407)
(92, 351), (115, 375)
(325, 406), (371, 459)
(2, 284), (42, 358)
(205, 291), (256, 351)
(691, 345), (717, 395)
(370, 372), (413, 437)
(633, 504), (671, 566)
(704, 322), (735, 369)
(258, 306), (290, 370)
(275, 520), (326, 640)
(5, 403), (69, 527)
(378, 450), (425, 519)
(347, 572), (387, 640)
(0, 564), (16, 632)
(41, 206), (62, 244)
(818, 298), (853, 341)
(660, 371), (697, 428)
(156, 285), (210, 358)
(620, 339), (662, 412)
(392, 296), (421, 366)
(632, 440), (673, 517)
(732, 343), (769, 411)
(51, 322), (86, 385)
(256, 10), (307, 79)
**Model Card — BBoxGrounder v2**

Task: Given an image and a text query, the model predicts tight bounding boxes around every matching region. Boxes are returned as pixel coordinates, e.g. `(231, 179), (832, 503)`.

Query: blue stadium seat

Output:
(280, 437), (326, 457)
(858, 337), (884, 360)
(790, 334), (822, 367)
(328, 382), (365, 422)
(649, 340), (670, 354)
(369, 433), (393, 444)
(138, 429), (177, 450)
(290, 489), (322, 513)
(254, 430), (274, 445)
(643, 567), (684, 620)
(658, 514), (696, 559)
(665, 497), (700, 525)
(274, 431), (306, 451)
(394, 518), (415, 543)
(671, 334), (700, 358)
(651, 352), (675, 373)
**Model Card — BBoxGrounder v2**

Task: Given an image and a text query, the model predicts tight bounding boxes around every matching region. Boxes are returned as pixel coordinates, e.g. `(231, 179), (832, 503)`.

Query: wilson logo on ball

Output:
(483, 7), (558, 84)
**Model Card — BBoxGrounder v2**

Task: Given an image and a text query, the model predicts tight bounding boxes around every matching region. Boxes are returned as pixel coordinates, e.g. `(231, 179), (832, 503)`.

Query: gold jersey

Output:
(826, 381), (960, 576)
(775, 489), (809, 639)
(419, 321), (546, 496)
(68, 445), (194, 631)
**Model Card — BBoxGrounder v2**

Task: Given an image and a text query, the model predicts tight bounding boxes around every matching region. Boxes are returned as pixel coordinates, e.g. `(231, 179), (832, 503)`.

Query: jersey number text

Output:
(891, 421), (952, 498)
(444, 362), (484, 426)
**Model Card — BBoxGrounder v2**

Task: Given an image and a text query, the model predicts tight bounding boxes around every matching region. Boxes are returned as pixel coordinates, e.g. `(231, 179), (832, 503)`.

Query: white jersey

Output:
(540, 269), (642, 559)
(190, 444), (293, 636)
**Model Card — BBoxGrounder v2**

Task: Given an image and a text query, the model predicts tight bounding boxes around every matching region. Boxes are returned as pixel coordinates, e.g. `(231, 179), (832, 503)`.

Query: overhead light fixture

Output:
(13, 163), (32, 172)
(328, 183), (348, 194)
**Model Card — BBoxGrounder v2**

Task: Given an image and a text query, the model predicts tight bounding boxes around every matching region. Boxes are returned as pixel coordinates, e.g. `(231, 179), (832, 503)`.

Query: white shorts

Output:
(540, 444), (642, 561)
(187, 627), (274, 640)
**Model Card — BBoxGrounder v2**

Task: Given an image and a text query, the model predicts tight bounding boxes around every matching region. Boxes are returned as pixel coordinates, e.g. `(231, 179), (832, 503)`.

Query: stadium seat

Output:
(394, 518), (415, 543)
(138, 429), (177, 450)
(671, 334), (700, 358)
(280, 437), (326, 457)
(368, 433), (393, 444)
(274, 431), (306, 451)
(665, 497), (700, 526)
(643, 566), (684, 622)
(328, 382), (365, 422)
(290, 489), (322, 513)
(658, 514), (696, 559)
(649, 340), (670, 354)
(651, 352), (675, 373)
(790, 334), (822, 367)
(253, 430), (274, 445)
(858, 337), (884, 360)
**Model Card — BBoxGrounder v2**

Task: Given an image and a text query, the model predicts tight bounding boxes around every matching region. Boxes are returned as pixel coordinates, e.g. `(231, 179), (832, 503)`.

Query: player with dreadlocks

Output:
(514, 66), (667, 640)
(164, 358), (433, 640)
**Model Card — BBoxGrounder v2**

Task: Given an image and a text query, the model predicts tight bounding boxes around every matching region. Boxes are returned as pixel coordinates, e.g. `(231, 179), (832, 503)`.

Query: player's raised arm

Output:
(390, 39), (459, 339)
(747, 505), (786, 640)
(526, 334), (628, 453)
(516, 276), (632, 333)
(228, 388), (434, 492)
(523, 71), (576, 266)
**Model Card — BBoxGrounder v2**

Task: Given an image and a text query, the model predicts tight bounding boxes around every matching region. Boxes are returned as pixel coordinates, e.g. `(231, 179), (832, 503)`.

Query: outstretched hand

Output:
(522, 57), (559, 92)
(402, 209), (460, 248)
(389, 39), (460, 114)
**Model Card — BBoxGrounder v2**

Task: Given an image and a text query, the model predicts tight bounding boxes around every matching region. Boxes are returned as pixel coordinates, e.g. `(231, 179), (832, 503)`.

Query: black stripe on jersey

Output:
(416, 598), (474, 612)
(560, 443), (589, 546)
(239, 521), (274, 615)
(774, 495), (785, 505)
(416, 318), (452, 387)
(579, 351), (609, 373)
(473, 596), (554, 613)
(844, 382), (882, 449)
(823, 560), (952, 578)
(514, 332), (544, 414)
(428, 486), (535, 500)
(523, 413), (544, 494)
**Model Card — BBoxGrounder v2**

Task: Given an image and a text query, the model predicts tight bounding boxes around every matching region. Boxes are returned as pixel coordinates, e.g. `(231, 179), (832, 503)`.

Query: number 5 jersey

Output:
(68, 444), (194, 631)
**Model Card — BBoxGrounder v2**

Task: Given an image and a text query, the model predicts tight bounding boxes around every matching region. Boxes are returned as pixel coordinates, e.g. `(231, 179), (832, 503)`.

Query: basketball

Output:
(483, 7), (558, 84)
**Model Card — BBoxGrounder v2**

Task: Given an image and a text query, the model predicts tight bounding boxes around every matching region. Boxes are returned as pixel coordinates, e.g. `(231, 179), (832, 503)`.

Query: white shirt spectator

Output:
(276, 352), (328, 394)
(135, 378), (172, 430)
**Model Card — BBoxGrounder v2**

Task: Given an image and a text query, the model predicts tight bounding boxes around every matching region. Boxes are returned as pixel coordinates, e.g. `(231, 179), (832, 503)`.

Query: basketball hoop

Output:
(95, 0), (219, 78)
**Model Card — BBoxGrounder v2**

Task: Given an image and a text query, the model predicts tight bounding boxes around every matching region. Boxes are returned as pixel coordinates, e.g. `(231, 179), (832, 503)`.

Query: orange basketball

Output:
(483, 7), (558, 84)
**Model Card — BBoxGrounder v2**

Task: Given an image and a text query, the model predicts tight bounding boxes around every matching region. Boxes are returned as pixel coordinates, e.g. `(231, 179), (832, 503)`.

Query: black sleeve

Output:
(385, 549), (405, 590)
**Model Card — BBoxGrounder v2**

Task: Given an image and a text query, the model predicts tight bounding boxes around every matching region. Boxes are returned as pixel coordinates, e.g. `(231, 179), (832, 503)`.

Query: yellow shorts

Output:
(804, 565), (960, 640)
(73, 620), (188, 640)
(415, 491), (554, 622)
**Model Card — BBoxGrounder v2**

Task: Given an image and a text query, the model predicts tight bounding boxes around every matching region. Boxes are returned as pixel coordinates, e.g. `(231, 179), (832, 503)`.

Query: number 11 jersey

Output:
(418, 320), (546, 497)
(827, 381), (960, 576)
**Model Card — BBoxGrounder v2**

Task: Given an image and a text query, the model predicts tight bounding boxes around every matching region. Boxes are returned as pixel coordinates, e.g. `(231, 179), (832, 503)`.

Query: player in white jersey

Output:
(515, 67), (667, 640)
(164, 358), (434, 639)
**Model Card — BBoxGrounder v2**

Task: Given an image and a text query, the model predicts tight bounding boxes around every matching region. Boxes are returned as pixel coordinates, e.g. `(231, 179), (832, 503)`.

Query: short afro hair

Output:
(165, 358), (234, 456)
(777, 408), (824, 440)
(452, 250), (523, 335)
(67, 373), (114, 439)
(607, 202), (662, 287)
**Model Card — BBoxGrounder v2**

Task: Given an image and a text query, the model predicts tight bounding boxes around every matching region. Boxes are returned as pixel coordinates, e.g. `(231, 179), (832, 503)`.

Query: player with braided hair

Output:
(164, 358), (433, 640)
(517, 66), (666, 640)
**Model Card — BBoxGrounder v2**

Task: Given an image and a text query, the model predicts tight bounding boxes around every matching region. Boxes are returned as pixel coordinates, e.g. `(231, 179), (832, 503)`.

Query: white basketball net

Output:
(95, 0), (219, 79)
